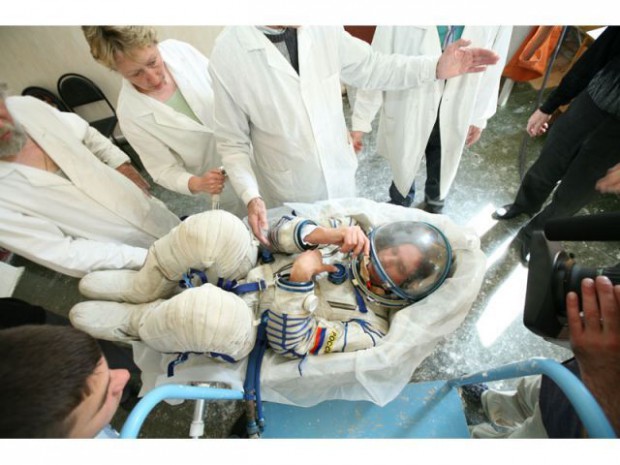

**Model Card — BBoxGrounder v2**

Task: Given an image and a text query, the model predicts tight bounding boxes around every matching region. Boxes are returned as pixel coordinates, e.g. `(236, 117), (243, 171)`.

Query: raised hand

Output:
(436, 39), (499, 80)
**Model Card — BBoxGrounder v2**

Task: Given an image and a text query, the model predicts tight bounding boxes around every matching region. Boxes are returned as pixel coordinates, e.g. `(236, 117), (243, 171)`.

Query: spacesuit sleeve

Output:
(337, 27), (438, 91)
(268, 215), (319, 254)
(0, 207), (147, 278)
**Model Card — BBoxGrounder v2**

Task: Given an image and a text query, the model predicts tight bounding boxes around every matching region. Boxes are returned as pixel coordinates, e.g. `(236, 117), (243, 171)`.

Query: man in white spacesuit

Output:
(70, 209), (453, 363)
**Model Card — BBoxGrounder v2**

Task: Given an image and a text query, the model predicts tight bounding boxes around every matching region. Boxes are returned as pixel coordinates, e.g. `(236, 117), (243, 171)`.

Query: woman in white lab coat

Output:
(82, 27), (245, 217)
(351, 26), (512, 211)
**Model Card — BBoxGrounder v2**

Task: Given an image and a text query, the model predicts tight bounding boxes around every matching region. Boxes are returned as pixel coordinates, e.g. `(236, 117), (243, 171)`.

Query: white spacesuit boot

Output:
(71, 283), (257, 360)
(79, 210), (259, 303)
(69, 299), (159, 342)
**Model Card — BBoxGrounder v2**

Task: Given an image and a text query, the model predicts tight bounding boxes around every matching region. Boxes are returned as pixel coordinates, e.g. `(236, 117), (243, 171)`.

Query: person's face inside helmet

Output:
(368, 242), (423, 287)
(67, 356), (130, 438)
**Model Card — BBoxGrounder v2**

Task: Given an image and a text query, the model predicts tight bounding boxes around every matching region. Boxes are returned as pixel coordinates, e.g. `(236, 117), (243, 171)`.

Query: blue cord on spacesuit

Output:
(243, 312), (269, 437)
(347, 265), (369, 313)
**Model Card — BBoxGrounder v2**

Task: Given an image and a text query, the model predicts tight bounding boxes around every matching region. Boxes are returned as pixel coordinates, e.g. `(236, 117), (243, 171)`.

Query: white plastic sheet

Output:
(133, 198), (486, 407)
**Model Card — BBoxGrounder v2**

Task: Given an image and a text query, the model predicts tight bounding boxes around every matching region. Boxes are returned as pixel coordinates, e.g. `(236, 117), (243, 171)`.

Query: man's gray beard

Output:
(0, 121), (27, 158)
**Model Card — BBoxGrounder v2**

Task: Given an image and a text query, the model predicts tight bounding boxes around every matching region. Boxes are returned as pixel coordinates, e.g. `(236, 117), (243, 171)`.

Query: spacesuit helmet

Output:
(352, 221), (453, 307)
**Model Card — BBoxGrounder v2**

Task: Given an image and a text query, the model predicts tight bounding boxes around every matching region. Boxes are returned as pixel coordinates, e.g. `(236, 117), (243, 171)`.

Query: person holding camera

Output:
(470, 275), (620, 438)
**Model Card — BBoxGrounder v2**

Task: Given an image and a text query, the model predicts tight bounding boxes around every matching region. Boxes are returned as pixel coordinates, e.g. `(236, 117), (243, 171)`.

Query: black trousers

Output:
(389, 116), (442, 206)
(539, 358), (582, 438)
(515, 91), (620, 238)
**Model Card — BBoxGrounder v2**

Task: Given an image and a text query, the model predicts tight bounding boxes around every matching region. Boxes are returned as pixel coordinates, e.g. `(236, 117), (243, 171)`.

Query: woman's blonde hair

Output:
(82, 26), (158, 70)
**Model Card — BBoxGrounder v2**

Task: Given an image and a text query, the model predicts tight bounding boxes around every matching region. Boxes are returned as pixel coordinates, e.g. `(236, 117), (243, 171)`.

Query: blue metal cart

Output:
(119, 357), (616, 439)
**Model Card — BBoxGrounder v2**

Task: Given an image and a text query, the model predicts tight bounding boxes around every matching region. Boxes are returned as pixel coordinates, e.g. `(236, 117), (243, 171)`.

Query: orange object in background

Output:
(503, 26), (563, 82)
(344, 26), (376, 44)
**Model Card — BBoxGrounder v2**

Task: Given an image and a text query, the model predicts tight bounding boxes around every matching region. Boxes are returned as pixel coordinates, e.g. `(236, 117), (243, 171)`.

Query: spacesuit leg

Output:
(70, 283), (257, 360)
(80, 210), (259, 303)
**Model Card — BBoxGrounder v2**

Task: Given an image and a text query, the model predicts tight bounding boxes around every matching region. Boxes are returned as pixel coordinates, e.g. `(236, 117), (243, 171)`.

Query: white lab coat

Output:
(209, 26), (440, 208)
(117, 39), (245, 217)
(352, 26), (512, 199)
(0, 96), (180, 277)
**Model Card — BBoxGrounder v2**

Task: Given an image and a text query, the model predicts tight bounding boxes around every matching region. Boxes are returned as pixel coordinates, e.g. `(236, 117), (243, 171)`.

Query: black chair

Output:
(21, 86), (71, 112)
(56, 73), (123, 145)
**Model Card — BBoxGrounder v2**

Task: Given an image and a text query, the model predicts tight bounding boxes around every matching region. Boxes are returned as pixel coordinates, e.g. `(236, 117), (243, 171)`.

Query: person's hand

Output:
(351, 131), (364, 154)
(567, 276), (620, 435)
(526, 109), (551, 137)
(436, 39), (500, 80)
(304, 225), (370, 257)
(465, 125), (482, 147)
(596, 163), (620, 194)
(247, 197), (269, 247)
(290, 249), (338, 282)
(188, 168), (226, 195)
(116, 162), (151, 196)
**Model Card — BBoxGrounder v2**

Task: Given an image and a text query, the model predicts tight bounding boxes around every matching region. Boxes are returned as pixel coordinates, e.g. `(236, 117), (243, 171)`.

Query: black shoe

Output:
(422, 202), (444, 214)
(492, 204), (526, 220)
(387, 197), (414, 207)
(421, 197), (444, 214)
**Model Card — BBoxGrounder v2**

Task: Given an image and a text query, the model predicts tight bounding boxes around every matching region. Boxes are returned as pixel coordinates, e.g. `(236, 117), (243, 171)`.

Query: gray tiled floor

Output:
(9, 80), (620, 438)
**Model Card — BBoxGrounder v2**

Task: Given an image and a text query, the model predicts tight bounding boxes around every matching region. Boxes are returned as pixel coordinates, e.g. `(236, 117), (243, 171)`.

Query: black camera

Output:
(523, 212), (620, 342)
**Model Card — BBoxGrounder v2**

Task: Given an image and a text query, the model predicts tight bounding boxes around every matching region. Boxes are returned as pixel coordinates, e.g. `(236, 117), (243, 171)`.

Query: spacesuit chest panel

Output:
(314, 274), (390, 327)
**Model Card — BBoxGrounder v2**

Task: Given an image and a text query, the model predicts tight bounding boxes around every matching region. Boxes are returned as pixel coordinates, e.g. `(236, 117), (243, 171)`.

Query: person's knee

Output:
(139, 284), (256, 360)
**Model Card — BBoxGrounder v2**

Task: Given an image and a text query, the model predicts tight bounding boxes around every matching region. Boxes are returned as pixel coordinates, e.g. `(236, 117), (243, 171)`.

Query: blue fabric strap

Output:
(243, 313), (269, 436)
(217, 278), (266, 295)
(179, 268), (208, 289)
(167, 350), (237, 377)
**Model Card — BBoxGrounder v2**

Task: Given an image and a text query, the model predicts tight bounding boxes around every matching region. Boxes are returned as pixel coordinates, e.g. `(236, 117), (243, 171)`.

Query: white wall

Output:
(0, 26), (224, 103)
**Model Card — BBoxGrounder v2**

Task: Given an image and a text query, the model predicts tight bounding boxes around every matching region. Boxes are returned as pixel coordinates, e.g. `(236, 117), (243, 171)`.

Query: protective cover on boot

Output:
(78, 210), (258, 304)
(69, 299), (160, 342)
(137, 284), (256, 361)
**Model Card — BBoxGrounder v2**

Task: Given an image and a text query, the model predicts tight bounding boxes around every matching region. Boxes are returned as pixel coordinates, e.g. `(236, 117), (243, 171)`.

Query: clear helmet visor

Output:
(367, 221), (453, 302)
